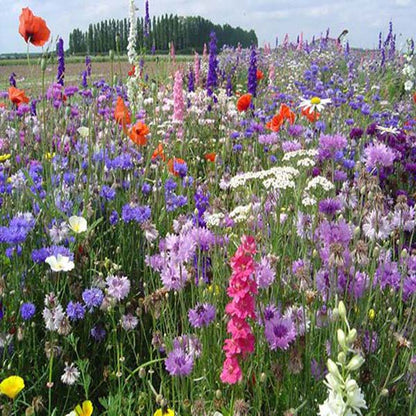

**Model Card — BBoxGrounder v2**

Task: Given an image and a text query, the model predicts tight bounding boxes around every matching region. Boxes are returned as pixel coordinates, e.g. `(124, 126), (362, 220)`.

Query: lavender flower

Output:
(165, 347), (194, 376)
(264, 316), (296, 350)
(106, 275), (131, 301)
(188, 303), (216, 328)
(82, 288), (104, 309)
(66, 301), (86, 321)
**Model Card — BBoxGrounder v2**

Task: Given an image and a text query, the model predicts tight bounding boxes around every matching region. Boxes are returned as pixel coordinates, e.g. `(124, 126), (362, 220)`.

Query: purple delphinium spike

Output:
(188, 67), (194, 93)
(206, 31), (218, 97)
(247, 45), (257, 97)
(56, 38), (65, 86)
(144, 0), (150, 38)
(9, 72), (16, 87)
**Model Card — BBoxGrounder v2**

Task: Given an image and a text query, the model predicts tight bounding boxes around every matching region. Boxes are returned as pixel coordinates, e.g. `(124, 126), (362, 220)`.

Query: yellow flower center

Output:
(311, 97), (321, 105)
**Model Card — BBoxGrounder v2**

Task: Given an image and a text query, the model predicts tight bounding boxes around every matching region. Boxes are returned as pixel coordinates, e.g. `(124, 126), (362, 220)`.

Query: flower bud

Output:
(345, 378), (358, 392)
(338, 301), (347, 321)
(215, 389), (222, 399)
(368, 309), (375, 321)
(40, 58), (47, 72)
(347, 328), (357, 344)
(337, 329), (347, 350)
(109, 49), (115, 60)
(346, 355), (365, 371)
(381, 388), (389, 397)
(327, 359), (341, 379)
(338, 351), (346, 364)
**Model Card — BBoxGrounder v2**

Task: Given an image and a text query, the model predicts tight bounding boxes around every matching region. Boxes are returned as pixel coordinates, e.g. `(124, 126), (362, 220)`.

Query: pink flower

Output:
(221, 235), (257, 385)
(173, 70), (184, 122)
(220, 356), (242, 384)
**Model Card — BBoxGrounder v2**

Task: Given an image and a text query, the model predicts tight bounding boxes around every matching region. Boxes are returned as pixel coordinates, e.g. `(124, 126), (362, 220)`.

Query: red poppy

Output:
(8, 87), (29, 107)
(204, 152), (216, 162)
(279, 104), (296, 124)
(128, 65), (136, 77)
(301, 107), (320, 122)
(0, 103), (6, 109)
(413, 92), (416, 104)
(237, 93), (252, 112)
(18, 8), (51, 47)
(114, 96), (131, 127)
(168, 157), (186, 176)
(266, 113), (283, 132)
(151, 143), (165, 161)
(129, 121), (149, 146)
(256, 70), (264, 81)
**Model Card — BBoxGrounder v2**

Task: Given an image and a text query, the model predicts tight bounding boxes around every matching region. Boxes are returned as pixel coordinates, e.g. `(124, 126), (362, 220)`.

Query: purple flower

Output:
(247, 45), (257, 97)
(66, 301), (85, 321)
(318, 198), (342, 215)
(56, 38), (65, 86)
(364, 142), (396, 170)
(264, 316), (296, 350)
(91, 325), (106, 341)
(188, 303), (216, 328)
(121, 204), (151, 223)
(206, 32), (218, 97)
(318, 133), (347, 161)
(82, 288), (104, 309)
(20, 303), (36, 320)
(255, 257), (275, 288)
(165, 347), (194, 376)
(106, 275), (131, 301)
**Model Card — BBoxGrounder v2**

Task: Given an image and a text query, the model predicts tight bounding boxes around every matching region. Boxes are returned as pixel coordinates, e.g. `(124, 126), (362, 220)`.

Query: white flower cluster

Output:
(282, 149), (319, 161)
(127, 0), (138, 65)
(403, 40), (415, 92)
(229, 166), (299, 189)
(229, 203), (252, 223)
(318, 301), (367, 416)
(305, 176), (335, 192)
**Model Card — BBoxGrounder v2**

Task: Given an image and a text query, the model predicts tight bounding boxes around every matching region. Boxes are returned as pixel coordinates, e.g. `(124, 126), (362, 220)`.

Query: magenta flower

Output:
(264, 316), (296, 350)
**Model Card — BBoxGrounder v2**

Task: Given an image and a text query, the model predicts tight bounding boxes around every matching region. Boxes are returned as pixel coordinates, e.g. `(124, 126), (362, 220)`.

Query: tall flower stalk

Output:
(318, 301), (367, 416)
(56, 38), (65, 86)
(206, 32), (218, 97)
(247, 45), (257, 97)
(220, 235), (257, 384)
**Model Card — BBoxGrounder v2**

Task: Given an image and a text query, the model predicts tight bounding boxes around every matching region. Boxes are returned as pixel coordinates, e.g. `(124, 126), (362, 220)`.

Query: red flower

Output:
(279, 104), (296, 124)
(204, 152), (216, 162)
(301, 107), (320, 122)
(151, 143), (165, 161)
(237, 93), (252, 112)
(114, 96), (131, 127)
(413, 92), (416, 104)
(128, 65), (136, 77)
(266, 113), (283, 132)
(8, 87), (29, 107)
(18, 8), (51, 47)
(256, 69), (264, 80)
(129, 121), (149, 146)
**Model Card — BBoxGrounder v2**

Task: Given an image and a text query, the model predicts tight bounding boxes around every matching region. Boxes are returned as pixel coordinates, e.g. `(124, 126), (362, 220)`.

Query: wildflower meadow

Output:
(1, 2), (416, 415)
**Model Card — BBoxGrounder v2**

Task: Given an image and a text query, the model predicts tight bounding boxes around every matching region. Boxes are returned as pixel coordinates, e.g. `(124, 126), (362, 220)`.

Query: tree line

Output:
(68, 15), (258, 55)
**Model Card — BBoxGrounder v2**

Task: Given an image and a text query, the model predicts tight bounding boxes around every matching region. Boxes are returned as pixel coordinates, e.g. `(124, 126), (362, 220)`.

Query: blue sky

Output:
(0, 0), (415, 53)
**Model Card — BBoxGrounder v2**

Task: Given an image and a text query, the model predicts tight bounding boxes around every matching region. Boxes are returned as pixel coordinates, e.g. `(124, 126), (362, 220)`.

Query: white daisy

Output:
(299, 96), (331, 112)
(376, 125), (400, 136)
